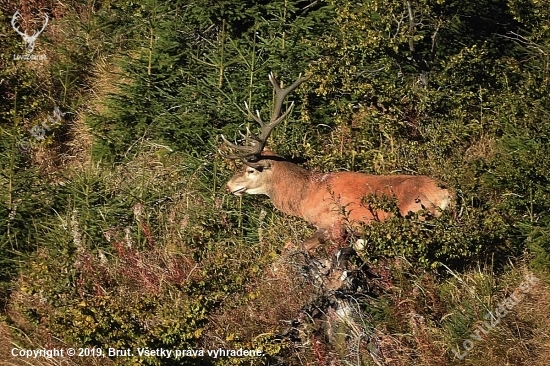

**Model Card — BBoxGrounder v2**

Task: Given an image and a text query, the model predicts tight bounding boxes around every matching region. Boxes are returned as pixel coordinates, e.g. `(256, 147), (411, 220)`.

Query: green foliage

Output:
(0, 0), (107, 301)
(18, 247), (215, 366)
(8, 149), (260, 365)
(354, 208), (507, 269)
(0, 69), (52, 306)
(87, 0), (331, 162)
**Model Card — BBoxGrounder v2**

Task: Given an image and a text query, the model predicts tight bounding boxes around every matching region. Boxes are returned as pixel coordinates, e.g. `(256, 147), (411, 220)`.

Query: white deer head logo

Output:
(11, 10), (49, 54)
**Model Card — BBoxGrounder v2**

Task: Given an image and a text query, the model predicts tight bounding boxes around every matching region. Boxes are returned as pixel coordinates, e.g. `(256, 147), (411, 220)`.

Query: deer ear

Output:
(261, 160), (273, 170)
(244, 159), (272, 171)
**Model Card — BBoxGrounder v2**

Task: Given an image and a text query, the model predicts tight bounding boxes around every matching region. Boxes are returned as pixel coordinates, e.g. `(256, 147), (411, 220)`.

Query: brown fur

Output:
(227, 150), (452, 250)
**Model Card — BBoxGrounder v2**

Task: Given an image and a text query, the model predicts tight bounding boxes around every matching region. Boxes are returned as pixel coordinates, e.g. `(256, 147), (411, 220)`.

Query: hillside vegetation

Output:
(1, 0), (550, 365)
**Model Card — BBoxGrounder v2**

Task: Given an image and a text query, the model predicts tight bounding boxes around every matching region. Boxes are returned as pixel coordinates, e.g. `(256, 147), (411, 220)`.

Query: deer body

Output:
(227, 150), (452, 248)
(222, 73), (452, 250)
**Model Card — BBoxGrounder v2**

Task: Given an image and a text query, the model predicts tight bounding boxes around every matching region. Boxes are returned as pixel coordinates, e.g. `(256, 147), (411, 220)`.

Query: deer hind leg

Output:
(303, 224), (348, 254)
(302, 229), (330, 252)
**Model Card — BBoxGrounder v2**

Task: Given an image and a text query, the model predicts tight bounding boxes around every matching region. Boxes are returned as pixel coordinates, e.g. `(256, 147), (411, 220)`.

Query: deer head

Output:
(222, 73), (306, 196)
(11, 10), (49, 54)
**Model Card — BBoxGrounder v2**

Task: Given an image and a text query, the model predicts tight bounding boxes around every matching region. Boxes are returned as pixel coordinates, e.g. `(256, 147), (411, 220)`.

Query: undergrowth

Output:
(1, 1), (550, 365)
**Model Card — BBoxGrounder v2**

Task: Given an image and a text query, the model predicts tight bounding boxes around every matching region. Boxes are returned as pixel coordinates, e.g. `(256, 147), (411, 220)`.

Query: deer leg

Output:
(328, 223), (348, 249)
(302, 229), (329, 252)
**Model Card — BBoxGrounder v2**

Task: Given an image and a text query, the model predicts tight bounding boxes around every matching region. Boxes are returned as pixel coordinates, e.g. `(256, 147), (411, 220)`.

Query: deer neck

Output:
(267, 160), (312, 218)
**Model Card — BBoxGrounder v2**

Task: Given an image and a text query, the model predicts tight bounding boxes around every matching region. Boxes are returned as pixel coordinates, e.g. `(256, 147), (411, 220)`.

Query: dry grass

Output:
(452, 271), (550, 366)
(201, 250), (315, 350)
(337, 260), (550, 366)
(464, 135), (495, 161)
(12, 2), (128, 173)
(41, 54), (123, 171)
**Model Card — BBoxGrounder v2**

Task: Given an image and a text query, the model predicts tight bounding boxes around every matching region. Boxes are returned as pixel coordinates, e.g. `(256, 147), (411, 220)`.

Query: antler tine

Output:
(221, 125), (265, 159)
(244, 101), (265, 127)
(222, 72), (306, 162)
(272, 101), (295, 125)
(239, 128), (262, 144)
(268, 72), (306, 123)
(221, 135), (261, 159)
(251, 73), (306, 145)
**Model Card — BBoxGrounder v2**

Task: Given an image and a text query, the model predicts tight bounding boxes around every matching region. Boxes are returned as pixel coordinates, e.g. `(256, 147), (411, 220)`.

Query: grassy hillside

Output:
(1, 0), (549, 365)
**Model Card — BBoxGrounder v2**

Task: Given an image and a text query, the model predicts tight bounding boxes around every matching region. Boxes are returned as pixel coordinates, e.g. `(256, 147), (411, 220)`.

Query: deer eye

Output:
(246, 168), (255, 174)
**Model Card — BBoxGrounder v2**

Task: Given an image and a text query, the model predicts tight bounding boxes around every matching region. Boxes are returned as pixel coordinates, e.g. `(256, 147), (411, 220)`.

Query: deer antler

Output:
(222, 72), (307, 163)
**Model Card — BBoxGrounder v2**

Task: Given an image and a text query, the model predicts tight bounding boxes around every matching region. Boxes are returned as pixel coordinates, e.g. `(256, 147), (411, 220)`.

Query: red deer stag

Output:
(222, 73), (452, 251)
